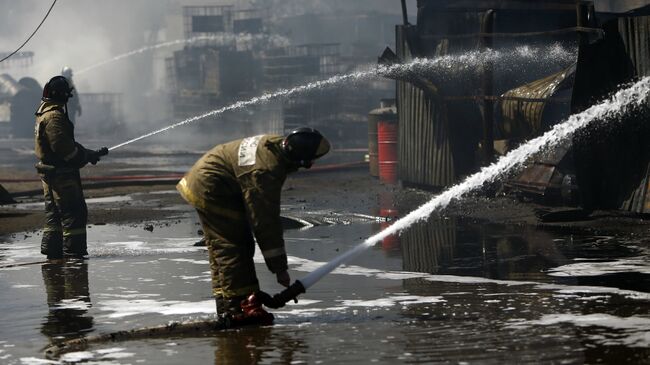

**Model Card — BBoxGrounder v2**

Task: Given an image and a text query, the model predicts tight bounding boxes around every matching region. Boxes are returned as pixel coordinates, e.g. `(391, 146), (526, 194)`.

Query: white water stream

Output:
(76, 33), (289, 75)
(299, 77), (650, 289)
(108, 45), (575, 151)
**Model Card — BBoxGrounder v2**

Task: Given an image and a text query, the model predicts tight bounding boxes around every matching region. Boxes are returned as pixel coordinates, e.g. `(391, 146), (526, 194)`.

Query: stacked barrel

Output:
(368, 99), (398, 184)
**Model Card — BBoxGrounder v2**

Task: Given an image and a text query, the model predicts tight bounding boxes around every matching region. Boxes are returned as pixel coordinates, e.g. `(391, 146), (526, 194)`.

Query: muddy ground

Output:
(1, 139), (649, 364)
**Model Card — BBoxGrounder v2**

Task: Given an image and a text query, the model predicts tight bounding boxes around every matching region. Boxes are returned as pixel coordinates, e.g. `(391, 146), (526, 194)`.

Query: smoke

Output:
(0, 0), (403, 138)
(0, 0), (174, 89)
(0, 0), (179, 133)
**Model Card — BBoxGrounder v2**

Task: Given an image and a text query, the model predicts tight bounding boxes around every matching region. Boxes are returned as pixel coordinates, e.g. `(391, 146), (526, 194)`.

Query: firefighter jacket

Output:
(35, 100), (88, 169)
(177, 135), (296, 274)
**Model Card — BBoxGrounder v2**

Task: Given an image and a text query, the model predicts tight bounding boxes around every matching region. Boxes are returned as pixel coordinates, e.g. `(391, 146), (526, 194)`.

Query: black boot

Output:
(215, 296), (243, 329)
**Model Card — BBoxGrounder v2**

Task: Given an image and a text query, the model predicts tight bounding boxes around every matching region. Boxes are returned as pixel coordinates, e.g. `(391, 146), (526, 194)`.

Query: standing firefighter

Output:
(61, 67), (82, 125)
(35, 76), (108, 260)
(177, 128), (330, 327)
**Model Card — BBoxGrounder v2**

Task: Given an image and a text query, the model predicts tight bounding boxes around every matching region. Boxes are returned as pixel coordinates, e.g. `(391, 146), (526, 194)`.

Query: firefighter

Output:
(35, 75), (108, 260)
(61, 67), (81, 124)
(177, 128), (330, 327)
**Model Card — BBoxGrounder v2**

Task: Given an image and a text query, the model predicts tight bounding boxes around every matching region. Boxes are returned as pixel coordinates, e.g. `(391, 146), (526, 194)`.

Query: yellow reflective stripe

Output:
(262, 247), (286, 260)
(63, 228), (86, 237)
(212, 283), (260, 298)
(177, 177), (203, 209)
(43, 226), (62, 232)
(63, 146), (79, 161)
(177, 177), (245, 220)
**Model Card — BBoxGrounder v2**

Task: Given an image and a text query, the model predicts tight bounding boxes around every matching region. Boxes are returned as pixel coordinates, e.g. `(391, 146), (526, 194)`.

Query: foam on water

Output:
(298, 77), (650, 289)
(76, 33), (289, 75)
(507, 313), (650, 348)
(98, 299), (214, 318)
(547, 257), (650, 277)
(108, 45), (576, 151)
(259, 252), (650, 300)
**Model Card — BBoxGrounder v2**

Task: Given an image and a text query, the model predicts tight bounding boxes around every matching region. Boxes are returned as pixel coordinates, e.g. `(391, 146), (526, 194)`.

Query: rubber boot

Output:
(41, 231), (64, 259)
(215, 295), (244, 329)
(230, 292), (274, 327)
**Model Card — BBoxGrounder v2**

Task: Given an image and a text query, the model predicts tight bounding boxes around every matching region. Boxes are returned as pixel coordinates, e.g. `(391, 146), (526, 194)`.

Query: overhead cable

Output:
(0, 0), (58, 64)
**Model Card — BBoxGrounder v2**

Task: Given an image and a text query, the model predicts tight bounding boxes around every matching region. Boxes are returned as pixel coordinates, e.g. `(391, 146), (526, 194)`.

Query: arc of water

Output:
(76, 33), (289, 75)
(108, 44), (576, 151)
(298, 77), (650, 289)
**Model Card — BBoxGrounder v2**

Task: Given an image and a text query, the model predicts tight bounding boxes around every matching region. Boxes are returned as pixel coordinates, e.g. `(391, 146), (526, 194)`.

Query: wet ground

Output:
(1, 139), (649, 364)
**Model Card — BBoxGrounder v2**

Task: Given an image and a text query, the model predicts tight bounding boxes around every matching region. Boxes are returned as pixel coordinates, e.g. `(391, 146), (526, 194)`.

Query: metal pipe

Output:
(400, 0), (409, 26)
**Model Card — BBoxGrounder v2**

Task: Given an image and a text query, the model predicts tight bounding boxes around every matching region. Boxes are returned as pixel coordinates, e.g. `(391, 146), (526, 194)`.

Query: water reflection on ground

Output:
(0, 195), (649, 364)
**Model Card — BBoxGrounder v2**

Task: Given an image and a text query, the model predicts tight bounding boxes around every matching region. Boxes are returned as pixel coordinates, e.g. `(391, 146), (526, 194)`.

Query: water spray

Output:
(76, 33), (289, 75)
(38, 64), (650, 360)
(268, 77), (650, 306)
(107, 44), (576, 151)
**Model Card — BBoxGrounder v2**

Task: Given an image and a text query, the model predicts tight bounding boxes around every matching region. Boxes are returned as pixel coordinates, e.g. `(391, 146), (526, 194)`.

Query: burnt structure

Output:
(0, 74), (41, 138)
(165, 5), (283, 138)
(386, 0), (650, 213)
(168, 4), (394, 147)
(167, 6), (263, 118)
(0, 51), (33, 69)
(261, 43), (372, 144)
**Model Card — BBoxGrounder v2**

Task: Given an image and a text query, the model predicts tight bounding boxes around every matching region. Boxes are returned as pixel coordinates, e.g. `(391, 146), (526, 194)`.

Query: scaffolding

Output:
(0, 52), (33, 69)
(262, 43), (344, 88)
(183, 5), (234, 38)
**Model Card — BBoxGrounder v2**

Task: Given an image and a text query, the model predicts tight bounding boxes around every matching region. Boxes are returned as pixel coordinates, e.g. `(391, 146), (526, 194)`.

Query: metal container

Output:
(368, 104), (397, 178)
(378, 119), (398, 184)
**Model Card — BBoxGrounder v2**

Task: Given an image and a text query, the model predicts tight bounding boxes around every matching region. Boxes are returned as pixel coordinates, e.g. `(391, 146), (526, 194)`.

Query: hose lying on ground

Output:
(44, 281), (306, 359)
(44, 319), (226, 359)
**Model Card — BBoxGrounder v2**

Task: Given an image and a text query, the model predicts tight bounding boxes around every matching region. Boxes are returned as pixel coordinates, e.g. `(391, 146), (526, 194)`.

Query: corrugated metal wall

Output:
(619, 16), (650, 76)
(396, 26), (455, 188)
(618, 15), (650, 213)
(397, 81), (455, 187)
(401, 218), (456, 274)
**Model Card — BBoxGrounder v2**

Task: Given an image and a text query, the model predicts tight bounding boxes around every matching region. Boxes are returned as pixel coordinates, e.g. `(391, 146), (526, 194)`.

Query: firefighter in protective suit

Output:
(177, 128), (330, 327)
(35, 76), (108, 259)
(61, 67), (81, 124)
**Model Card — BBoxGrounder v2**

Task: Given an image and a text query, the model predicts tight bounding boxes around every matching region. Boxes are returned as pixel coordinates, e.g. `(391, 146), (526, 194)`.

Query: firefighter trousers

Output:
(196, 208), (259, 314)
(40, 170), (88, 259)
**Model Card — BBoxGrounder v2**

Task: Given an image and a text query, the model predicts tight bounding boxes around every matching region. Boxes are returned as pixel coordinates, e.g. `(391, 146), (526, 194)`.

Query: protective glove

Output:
(257, 281), (306, 309)
(87, 147), (109, 165)
(256, 291), (284, 309)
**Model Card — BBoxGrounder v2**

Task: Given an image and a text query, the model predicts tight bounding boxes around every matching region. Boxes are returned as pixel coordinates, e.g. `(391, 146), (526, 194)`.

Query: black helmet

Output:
(42, 76), (73, 103)
(282, 127), (330, 168)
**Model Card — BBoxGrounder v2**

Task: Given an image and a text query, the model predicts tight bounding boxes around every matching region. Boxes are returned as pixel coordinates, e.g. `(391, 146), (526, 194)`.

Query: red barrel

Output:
(378, 120), (398, 184)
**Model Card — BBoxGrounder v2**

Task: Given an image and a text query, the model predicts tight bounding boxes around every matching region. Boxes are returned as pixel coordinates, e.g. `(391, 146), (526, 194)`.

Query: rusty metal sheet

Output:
(500, 65), (575, 139)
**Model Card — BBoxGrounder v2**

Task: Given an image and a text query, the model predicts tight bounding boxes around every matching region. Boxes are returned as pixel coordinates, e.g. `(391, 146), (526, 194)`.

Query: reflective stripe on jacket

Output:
(177, 135), (295, 273)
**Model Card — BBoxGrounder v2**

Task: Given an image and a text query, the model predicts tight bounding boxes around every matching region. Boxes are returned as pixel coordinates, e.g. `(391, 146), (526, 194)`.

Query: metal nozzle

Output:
(261, 280), (306, 309)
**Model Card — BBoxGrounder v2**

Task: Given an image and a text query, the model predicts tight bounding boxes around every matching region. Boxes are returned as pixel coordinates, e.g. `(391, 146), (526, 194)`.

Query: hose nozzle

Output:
(260, 280), (306, 309)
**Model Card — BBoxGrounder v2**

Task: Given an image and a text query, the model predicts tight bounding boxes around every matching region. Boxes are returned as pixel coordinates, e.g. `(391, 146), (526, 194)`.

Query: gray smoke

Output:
(0, 0), (403, 141)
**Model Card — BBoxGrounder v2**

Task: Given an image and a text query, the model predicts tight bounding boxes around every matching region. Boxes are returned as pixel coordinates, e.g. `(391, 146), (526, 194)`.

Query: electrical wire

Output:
(0, 0), (58, 64)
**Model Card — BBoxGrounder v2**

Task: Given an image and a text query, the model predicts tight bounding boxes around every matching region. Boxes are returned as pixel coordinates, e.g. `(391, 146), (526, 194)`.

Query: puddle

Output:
(0, 197), (648, 364)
